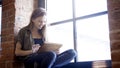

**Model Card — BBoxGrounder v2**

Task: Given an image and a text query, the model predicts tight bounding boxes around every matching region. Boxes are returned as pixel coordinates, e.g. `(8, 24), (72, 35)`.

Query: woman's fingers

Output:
(32, 44), (41, 53)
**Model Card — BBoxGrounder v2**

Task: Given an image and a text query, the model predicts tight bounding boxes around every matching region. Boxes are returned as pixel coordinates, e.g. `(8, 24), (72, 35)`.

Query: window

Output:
(46, 0), (111, 62)
(46, 0), (73, 53)
(76, 14), (110, 61)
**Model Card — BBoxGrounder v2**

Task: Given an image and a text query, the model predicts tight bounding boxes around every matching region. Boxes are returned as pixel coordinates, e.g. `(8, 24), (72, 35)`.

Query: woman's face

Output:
(32, 16), (46, 30)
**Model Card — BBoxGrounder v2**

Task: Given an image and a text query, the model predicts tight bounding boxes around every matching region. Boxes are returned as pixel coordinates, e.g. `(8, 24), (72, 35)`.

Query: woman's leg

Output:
(24, 51), (56, 68)
(36, 51), (56, 68)
(52, 49), (77, 68)
(24, 53), (37, 68)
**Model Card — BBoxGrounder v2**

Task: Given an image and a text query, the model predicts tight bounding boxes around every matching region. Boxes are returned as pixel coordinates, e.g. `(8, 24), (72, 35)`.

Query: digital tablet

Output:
(38, 42), (62, 52)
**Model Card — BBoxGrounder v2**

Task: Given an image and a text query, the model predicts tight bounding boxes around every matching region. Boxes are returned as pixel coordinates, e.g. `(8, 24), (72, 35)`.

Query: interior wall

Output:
(0, 0), (15, 67)
(14, 0), (34, 35)
(107, 0), (120, 68)
(0, 0), (35, 68)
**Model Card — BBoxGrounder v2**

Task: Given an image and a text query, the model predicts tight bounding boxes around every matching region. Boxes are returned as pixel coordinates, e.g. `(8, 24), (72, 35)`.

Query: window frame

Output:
(39, 0), (109, 62)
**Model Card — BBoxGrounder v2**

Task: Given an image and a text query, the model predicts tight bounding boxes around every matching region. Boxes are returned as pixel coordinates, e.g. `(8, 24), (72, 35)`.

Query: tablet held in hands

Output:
(38, 42), (62, 52)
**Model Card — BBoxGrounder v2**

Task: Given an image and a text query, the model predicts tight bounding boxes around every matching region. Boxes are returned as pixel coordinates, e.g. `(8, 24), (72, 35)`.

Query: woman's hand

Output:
(32, 44), (41, 53)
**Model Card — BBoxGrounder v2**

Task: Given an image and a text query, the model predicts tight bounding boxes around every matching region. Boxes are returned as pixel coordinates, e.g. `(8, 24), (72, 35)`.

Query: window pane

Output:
(47, 0), (72, 23)
(46, 22), (74, 53)
(75, 0), (108, 17)
(76, 14), (111, 62)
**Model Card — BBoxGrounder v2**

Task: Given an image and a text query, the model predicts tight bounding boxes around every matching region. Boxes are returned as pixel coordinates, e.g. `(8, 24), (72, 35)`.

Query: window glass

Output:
(47, 0), (72, 24)
(75, 0), (108, 17)
(46, 22), (74, 53)
(46, 0), (111, 62)
(76, 14), (111, 62)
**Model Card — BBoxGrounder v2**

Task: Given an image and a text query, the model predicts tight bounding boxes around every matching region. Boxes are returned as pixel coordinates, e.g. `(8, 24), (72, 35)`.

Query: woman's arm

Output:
(15, 42), (33, 56)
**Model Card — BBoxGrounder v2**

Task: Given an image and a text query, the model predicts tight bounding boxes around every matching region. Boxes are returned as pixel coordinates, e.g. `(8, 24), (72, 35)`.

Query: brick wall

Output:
(0, 0), (15, 68)
(107, 0), (120, 68)
(0, 0), (35, 68)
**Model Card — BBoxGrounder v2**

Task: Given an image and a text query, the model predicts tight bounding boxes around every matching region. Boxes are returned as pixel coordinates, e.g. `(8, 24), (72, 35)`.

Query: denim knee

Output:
(37, 51), (56, 68)
(66, 49), (77, 57)
(47, 51), (57, 59)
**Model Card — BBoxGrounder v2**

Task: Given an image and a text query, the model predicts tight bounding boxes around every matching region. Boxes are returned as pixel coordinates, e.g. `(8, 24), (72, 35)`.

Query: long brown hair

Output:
(28, 8), (46, 39)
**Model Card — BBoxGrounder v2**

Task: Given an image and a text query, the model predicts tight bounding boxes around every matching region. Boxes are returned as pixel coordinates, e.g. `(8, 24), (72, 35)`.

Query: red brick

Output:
(1, 41), (14, 49)
(110, 11), (120, 21)
(1, 36), (14, 43)
(109, 22), (120, 31)
(2, 0), (15, 6)
(0, 54), (5, 62)
(12, 61), (24, 68)
(1, 36), (8, 42)
(2, 17), (9, 23)
(2, 9), (15, 19)
(112, 62), (120, 68)
(7, 9), (15, 18)
(1, 48), (15, 61)
(6, 61), (14, 68)
(0, 62), (5, 68)
(9, 16), (15, 23)
(8, 22), (15, 29)
(1, 41), (14, 50)
(110, 33), (120, 40)
(2, 2), (15, 11)
(111, 50), (120, 62)
(7, 33), (14, 38)
(2, 28), (14, 36)
(107, 0), (120, 12)
(2, 3), (15, 19)
(108, 0), (120, 67)
(2, 11), (9, 18)
(111, 40), (120, 50)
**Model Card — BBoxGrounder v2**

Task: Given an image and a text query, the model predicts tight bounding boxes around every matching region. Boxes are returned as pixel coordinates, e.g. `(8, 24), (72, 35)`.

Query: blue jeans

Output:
(24, 49), (77, 68)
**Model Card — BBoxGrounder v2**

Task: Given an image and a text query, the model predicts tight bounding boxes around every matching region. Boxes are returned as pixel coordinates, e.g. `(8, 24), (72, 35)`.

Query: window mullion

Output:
(38, 0), (45, 8)
(72, 0), (78, 62)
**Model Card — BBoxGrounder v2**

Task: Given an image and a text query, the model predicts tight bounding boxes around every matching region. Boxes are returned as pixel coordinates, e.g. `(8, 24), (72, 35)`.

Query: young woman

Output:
(15, 8), (77, 68)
